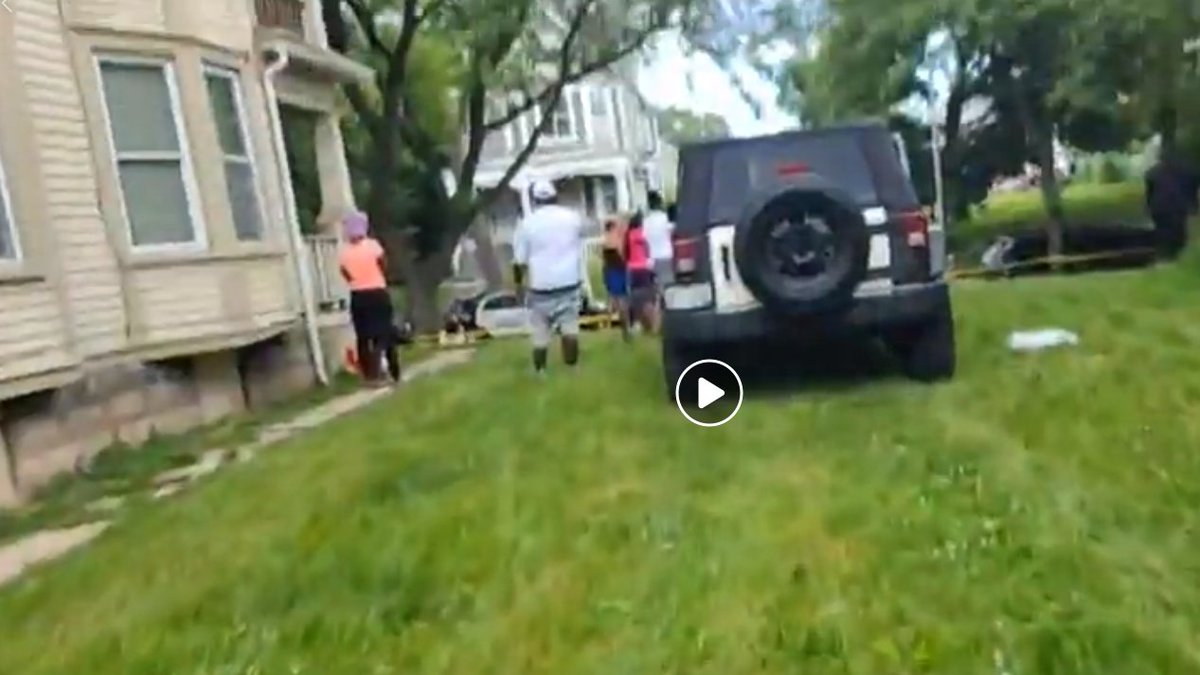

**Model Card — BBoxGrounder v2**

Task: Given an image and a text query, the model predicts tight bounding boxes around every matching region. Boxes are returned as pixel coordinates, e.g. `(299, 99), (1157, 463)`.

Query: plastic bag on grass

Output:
(1007, 328), (1080, 352)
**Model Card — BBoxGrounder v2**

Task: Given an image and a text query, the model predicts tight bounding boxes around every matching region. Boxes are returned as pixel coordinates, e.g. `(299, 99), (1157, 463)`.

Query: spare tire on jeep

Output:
(733, 175), (870, 316)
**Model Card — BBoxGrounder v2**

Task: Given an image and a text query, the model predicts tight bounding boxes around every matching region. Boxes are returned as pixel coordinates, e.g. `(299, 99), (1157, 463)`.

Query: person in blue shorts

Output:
(601, 218), (631, 340)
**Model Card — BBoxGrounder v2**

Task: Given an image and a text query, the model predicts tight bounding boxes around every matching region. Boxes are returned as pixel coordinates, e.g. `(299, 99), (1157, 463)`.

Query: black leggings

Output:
(350, 289), (400, 381)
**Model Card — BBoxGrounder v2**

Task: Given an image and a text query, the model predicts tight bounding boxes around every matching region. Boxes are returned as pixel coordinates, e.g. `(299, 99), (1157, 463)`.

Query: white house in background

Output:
(458, 62), (673, 279)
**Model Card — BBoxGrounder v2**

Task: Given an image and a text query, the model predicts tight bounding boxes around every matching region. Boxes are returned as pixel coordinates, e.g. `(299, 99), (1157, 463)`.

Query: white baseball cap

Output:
(530, 179), (556, 201)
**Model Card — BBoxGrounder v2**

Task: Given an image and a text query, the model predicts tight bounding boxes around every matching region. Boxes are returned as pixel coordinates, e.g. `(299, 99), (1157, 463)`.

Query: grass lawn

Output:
(5, 260), (1200, 672)
(950, 181), (1147, 258)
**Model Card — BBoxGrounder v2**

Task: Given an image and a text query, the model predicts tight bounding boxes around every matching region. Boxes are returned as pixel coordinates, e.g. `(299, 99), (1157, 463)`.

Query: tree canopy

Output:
(779, 0), (1200, 252)
(656, 107), (731, 145)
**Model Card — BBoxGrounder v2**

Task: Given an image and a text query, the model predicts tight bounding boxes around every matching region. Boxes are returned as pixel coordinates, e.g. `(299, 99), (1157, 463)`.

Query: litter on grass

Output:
(1008, 328), (1080, 352)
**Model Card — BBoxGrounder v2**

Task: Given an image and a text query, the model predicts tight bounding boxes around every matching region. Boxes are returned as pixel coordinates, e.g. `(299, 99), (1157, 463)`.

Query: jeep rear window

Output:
(706, 134), (879, 223)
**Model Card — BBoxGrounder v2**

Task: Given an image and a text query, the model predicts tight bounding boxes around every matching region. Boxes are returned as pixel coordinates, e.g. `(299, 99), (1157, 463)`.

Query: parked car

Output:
(474, 291), (529, 337)
(660, 122), (956, 392)
(445, 289), (611, 338)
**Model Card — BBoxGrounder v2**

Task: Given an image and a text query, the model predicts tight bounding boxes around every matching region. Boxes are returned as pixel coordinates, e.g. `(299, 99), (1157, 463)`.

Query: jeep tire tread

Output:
(893, 309), (956, 382)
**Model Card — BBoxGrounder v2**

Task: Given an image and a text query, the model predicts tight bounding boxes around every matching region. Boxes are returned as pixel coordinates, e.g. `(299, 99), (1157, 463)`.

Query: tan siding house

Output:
(0, 0), (368, 505)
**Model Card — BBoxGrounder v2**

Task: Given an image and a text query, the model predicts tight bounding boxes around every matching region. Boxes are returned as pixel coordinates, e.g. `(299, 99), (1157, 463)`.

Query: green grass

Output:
(951, 181), (1147, 257)
(6, 260), (1200, 672)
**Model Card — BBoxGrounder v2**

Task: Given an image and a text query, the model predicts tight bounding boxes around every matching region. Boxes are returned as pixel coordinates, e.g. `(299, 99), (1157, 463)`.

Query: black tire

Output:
(733, 175), (870, 316)
(892, 310), (957, 382)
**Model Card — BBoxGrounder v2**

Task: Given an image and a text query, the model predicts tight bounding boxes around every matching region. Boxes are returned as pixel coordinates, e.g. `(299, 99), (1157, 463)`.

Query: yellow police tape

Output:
(945, 247), (1158, 280)
(403, 247), (1159, 351)
(408, 312), (618, 347)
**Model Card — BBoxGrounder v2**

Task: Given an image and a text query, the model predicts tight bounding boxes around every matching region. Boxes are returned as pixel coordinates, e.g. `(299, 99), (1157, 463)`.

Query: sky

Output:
(637, 31), (798, 137)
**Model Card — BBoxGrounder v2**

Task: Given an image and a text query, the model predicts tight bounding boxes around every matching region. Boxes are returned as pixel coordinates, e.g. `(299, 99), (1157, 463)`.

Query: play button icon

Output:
(675, 359), (744, 427)
(697, 377), (724, 409)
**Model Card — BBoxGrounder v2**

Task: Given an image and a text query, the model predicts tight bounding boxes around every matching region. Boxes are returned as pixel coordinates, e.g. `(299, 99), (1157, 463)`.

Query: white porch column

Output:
(305, 0), (331, 48)
(314, 114), (357, 233)
(614, 170), (631, 213)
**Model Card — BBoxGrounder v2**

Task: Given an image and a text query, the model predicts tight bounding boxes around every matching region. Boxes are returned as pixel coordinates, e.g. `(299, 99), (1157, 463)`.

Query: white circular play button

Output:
(674, 359), (743, 427)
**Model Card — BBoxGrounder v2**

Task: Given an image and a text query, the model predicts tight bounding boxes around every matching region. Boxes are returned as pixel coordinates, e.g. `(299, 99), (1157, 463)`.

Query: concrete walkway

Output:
(0, 348), (475, 589)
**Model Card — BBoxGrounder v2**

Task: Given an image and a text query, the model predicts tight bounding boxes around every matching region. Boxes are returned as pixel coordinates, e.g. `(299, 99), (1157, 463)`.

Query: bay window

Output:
(97, 57), (205, 250)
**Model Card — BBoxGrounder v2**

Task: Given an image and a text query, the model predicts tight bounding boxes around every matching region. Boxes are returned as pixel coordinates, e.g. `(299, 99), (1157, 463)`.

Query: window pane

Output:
(99, 62), (180, 153)
(590, 88), (607, 117)
(117, 160), (194, 246)
(225, 161), (262, 240)
(553, 99), (572, 137)
(206, 74), (246, 156)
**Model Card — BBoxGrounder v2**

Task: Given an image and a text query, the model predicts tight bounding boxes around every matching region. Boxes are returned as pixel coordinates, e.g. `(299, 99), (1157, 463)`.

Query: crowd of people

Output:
(334, 178), (680, 384)
(511, 179), (677, 375)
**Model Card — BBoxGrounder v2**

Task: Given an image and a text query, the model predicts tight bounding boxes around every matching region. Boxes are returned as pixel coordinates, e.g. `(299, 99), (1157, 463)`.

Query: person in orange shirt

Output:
(338, 211), (400, 385)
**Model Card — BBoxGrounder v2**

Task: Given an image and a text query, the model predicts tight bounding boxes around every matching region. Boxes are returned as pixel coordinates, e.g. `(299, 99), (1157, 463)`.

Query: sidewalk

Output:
(0, 349), (475, 588)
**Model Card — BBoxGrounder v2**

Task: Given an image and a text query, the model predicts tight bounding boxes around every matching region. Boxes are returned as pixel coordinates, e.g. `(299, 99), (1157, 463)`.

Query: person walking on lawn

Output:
(601, 218), (631, 341)
(513, 179), (586, 375)
(1144, 150), (1199, 260)
(644, 190), (675, 290)
(338, 212), (401, 386)
(624, 211), (659, 334)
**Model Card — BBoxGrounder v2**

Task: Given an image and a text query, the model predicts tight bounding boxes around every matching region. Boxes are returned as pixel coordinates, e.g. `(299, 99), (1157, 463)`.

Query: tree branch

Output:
(345, 0), (390, 55)
(469, 0), (602, 215)
(483, 4), (663, 132)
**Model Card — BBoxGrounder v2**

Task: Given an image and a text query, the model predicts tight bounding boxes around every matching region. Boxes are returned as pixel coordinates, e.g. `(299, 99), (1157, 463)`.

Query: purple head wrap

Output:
(342, 211), (369, 240)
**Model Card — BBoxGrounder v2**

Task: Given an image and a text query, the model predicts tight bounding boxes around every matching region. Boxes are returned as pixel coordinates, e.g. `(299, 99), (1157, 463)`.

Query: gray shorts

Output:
(527, 286), (580, 348)
(653, 259), (674, 287)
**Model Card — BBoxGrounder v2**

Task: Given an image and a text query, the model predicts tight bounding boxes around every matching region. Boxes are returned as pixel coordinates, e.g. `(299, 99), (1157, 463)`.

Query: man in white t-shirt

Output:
(512, 179), (586, 374)
(643, 190), (672, 282)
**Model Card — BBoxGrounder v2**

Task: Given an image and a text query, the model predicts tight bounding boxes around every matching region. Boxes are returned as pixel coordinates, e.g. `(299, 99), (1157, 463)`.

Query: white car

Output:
(472, 289), (608, 337)
(473, 291), (531, 337)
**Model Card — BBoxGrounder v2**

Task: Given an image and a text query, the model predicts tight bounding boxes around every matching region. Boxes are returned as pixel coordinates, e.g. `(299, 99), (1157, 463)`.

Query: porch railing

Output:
(256, 0), (306, 35)
(302, 234), (349, 312)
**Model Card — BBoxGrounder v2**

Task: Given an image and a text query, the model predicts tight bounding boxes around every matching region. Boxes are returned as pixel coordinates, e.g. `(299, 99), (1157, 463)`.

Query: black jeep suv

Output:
(660, 122), (956, 391)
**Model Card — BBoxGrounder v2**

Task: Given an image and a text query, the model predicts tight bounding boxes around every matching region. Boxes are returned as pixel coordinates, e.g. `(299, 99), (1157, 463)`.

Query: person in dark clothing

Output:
(1145, 151), (1199, 260)
(338, 212), (400, 386)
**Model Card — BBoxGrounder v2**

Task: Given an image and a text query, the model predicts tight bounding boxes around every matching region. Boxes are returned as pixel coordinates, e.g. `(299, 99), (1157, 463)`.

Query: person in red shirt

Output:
(624, 211), (659, 334)
(338, 212), (400, 385)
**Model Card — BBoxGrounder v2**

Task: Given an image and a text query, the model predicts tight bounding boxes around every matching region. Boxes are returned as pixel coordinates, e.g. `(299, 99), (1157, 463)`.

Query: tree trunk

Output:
(1006, 69), (1066, 258)
(1033, 130), (1067, 258)
(404, 247), (455, 333)
(941, 81), (969, 224)
(468, 219), (506, 290)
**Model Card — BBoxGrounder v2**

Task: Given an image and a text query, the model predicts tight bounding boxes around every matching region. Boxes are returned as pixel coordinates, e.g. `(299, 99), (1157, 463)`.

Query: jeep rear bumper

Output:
(662, 282), (951, 345)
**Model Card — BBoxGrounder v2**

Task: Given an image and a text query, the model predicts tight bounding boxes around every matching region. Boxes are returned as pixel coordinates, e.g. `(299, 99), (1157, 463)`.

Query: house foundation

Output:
(0, 326), (340, 505)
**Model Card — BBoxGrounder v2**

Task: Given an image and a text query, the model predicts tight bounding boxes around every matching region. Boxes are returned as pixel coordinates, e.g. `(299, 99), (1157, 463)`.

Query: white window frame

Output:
(646, 114), (660, 154)
(0, 149), (22, 262)
(589, 85), (609, 118)
(203, 64), (268, 241)
(533, 86), (580, 145)
(609, 88), (626, 150)
(94, 54), (208, 254)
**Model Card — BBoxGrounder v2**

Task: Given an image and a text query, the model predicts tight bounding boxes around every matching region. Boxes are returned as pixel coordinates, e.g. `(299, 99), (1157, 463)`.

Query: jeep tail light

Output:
(777, 161), (810, 177)
(898, 210), (928, 247)
(672, 235), (699, 279)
